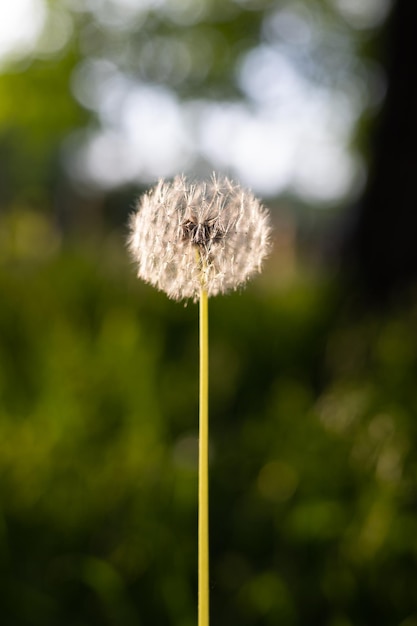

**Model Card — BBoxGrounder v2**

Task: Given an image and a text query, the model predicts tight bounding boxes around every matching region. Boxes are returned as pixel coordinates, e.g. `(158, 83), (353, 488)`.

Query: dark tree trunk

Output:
(346, 0), (417, 300)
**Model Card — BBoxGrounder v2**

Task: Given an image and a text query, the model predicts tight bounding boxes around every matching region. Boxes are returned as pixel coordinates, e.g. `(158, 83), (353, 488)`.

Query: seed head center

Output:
(181, 218), (224, 248)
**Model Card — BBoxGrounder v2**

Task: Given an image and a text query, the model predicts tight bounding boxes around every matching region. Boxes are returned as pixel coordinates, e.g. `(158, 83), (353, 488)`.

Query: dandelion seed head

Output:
(128, 173), (272, 301)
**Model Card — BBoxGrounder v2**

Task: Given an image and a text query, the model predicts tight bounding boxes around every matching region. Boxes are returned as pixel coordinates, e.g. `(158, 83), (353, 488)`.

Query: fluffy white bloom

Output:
(128, 174), (271, 301)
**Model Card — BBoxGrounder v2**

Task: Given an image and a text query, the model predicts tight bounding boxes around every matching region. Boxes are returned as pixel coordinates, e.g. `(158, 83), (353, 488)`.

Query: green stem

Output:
(199, 286), (209, 626)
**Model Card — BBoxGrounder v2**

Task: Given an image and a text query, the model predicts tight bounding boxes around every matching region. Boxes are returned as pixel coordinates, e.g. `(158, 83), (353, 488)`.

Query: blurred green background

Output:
(1, 0), (417, 624)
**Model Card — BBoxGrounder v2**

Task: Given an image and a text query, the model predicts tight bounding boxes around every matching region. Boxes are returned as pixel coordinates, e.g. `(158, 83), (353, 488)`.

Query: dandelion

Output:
(128, 173), (271, 626)
(128, 173), (271, 301)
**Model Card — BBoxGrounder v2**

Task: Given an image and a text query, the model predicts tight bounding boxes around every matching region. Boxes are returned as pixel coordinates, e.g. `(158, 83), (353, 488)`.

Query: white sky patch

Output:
(69, 84), (193, 187)
(263, 3), (315, 47)
(0, 0), (46, 64)
(198, 96), (361, 201)
(239, 45), (307, 106)
(293, 142), (361, 202)
(121, 85), (194, 179)
(67, 37), (365, 204)
(198, 103), (295, 196)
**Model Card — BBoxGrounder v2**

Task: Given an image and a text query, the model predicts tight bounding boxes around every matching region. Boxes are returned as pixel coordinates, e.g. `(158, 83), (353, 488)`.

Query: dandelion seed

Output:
(128, 173), (271, 301)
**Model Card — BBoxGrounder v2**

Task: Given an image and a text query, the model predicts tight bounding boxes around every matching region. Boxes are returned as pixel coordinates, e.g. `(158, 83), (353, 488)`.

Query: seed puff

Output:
(128, 173), (271, 301)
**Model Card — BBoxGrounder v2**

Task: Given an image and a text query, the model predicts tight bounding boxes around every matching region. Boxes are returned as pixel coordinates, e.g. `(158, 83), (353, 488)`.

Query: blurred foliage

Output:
(1, 211), (417, 625)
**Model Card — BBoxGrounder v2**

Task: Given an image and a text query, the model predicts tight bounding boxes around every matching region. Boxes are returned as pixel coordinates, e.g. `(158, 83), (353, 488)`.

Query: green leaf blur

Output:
(1, 219), (417, 624)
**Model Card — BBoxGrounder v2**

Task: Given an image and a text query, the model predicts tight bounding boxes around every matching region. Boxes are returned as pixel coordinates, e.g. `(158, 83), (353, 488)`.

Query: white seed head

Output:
(128, 173), (272, 301)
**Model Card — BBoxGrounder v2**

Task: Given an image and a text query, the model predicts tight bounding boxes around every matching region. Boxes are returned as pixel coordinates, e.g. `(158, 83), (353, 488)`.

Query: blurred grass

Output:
(1, 211), (417, 625)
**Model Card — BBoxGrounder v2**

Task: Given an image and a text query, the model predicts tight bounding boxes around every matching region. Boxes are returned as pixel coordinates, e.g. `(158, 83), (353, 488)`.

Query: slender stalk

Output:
(198, 286), (209, 626)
